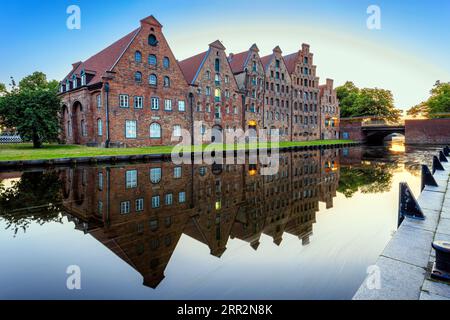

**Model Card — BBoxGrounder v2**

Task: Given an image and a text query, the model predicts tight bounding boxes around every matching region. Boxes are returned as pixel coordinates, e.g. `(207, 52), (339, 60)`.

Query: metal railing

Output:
(0, 135), (23, 144)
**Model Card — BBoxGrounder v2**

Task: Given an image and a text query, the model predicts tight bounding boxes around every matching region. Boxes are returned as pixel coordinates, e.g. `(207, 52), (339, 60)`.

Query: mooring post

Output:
(439, 151), (448, 163)
(431, 241), (450, 282)
(421, 165), (438, 191)
(398, 182), (425, 227)
(444, 146), (450, 157)
(433, 156), (445, 174)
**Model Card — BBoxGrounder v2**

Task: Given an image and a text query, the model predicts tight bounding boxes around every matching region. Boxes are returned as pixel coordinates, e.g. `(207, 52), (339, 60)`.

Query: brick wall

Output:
(405, 119), (450, 145)
(339, 119), (365, 142)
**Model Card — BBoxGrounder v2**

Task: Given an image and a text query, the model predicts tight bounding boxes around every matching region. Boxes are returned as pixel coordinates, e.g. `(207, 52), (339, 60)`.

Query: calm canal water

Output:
(0, 142), (446, 300)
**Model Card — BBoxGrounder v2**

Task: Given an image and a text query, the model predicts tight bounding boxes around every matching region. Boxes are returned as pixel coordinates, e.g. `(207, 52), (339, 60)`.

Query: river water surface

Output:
(0, 142), (445, 299)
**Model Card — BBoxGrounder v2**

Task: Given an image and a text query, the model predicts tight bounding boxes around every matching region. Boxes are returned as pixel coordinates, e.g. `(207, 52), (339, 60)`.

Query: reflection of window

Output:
(126, 170), (137, 188)
(136, 198), (144, 212)
(150, 168), (162, 184)
(149, 219), (158, 231)
(150, 123), (161, 138)
(125, 120), (137, 138)
(165, 193), (173, 205)
(98, 173), (103, 190)
(120, 201), (130, 214)
(151, 196), (160, 209)
(199, 167), (207, 176)
(179, 192), (186, 203)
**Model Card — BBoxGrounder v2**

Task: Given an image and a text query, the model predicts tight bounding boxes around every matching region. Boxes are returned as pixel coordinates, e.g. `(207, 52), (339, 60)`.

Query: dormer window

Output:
(60, 84), (64, 93)
(148, 34), (158, 46)
(66, 80), (70, 91)
(80, 71), (86, 86)
(72, 75), (78, 89)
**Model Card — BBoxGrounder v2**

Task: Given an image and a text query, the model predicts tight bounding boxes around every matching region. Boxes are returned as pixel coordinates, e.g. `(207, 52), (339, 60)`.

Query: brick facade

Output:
(405, 119), (450, 145)
(59, 15), (340, 147)
(60, 149), (340, 287)
(319, 79), (340, 140)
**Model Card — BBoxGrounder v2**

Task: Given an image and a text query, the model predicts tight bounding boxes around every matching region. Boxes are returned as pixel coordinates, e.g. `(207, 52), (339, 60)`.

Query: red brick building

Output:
(228, 44), (265, 137)
(319, 79), (340, 140)
(59, 15), (340, 147)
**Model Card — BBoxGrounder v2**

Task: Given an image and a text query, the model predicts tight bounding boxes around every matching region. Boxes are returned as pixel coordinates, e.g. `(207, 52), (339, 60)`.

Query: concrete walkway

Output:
(353, 159), (450, 300)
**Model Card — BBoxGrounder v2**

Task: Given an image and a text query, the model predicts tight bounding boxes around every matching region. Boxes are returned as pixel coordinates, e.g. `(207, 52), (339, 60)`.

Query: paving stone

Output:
(402, 209), (440, 233)
(382, 225), (434, 268)
(353, 256), (425, 300)
(424, 183), (447, 193)
(418, 191), (445, 212)
(419, 291), (450, 300)
(436, 218), (450, 236)
(422, 280), (450, 299)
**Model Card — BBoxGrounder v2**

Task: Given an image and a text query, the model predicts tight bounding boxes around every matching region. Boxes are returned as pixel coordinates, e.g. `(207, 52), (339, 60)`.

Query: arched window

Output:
(97, 119), (103, 136)
(206, 70), (211, 80)
(163, 57), (170, 69)
(214, 88), (221, 102)
(215, 58), (220, 72)
(163, 76), (170, 87)
(148, 54), (157, 66)
(150, 168), (162, 184)
(135, 51), (142, 63)
(135, 71), (142, 83)
(150, 123), (161, 138)
(148, 34), (158, 46)
(149, 74), (157, 86)
(80, 71), (86, 86)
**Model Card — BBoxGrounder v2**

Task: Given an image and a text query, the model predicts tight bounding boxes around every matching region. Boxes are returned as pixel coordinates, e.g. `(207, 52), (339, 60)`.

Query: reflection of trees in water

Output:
(337, 162), (395, 198)
(0, 171), (63, 236)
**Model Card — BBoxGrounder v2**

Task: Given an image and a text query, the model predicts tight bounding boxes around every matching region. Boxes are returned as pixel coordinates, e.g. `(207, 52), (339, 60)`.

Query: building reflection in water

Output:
(17, 149), (341, 289)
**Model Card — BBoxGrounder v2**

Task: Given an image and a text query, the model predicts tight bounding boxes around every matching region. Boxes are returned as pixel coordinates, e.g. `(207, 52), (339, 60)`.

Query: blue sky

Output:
(0, 0), (449, 109)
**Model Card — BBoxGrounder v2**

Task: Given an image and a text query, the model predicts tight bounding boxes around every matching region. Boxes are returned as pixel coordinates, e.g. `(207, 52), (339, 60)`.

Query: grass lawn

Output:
(0, 140), (353, 162)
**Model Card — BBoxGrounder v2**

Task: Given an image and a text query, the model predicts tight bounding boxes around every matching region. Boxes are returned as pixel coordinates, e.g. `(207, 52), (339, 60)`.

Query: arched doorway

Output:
(72, 102), (83, 144)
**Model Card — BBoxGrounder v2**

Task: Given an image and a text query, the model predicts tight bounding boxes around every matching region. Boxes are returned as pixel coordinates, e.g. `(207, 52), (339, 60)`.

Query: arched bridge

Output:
(340, 117), (405, 144)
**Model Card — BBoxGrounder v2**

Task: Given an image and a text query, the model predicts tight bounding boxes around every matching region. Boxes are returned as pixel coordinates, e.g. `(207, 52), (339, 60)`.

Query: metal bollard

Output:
(431, 241), (450, 282)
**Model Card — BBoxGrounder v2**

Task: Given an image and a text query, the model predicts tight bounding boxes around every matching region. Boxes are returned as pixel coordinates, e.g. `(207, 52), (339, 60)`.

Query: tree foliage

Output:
(0, 171), (64, 236)
(407, 81), (450, 118)
(0, 72), (61, 148)
(336, 81), (401, 121)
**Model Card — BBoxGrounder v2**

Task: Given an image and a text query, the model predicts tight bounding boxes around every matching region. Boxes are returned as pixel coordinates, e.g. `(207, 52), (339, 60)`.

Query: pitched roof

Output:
(63, 28), (140, 85)
(283, 52), (299, 74)
(260, 54), (273, 69)
(228, 51), (249, 74)
(178, 51), (208, 84)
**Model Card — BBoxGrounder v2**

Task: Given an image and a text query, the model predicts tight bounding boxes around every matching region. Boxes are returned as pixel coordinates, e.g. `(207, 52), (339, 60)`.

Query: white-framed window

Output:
(164, 99), (172, 111)
(96, 94), (102, 108)
(150, 123), (161, 138)
(174, 166), (182, 179)
(81, 72), (86, 86)
(97, 118), (103, 136)
(119, 94), (129, 108)
(173, 125), (182, 137)
(151, 97), (159, 110)
(150, 167), (162, 184)
(136, 198), (144, 212)
(178, 100), (185, 112)
(165, 193), (173, 205)
(134, 96), (143, 109)
(126, 170), (138, 189)
(125, 120), (137, 139)
(152, 195), (160, 208)
(120, 201), (131, 214)
(179, 192), (186, 203)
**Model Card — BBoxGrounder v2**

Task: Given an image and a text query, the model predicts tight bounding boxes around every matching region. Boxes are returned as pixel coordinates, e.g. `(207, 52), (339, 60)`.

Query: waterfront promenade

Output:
(354, 154), (450, 300)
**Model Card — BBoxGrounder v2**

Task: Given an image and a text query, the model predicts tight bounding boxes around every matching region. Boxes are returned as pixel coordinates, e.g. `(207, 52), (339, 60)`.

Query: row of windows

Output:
(134, 52), (170, 69)
(124, 121), (184, 139)
(265, 97), (290, 108)
(322, 105), (338, 114)
(195, 103), (239, 116)
(120, 192), (186, 214)
(118, 94), (185, 111)
(134, 72), (171, 87)
(265, 82), (290, 94)
(124, 167), (183, 188)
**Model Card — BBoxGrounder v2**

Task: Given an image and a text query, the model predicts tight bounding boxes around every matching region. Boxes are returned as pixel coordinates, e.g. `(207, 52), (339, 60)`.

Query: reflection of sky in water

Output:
(0, 144), (442, 300)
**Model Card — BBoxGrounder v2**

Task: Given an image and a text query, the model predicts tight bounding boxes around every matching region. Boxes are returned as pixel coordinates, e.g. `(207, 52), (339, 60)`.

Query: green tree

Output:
(407, 81), (450, 118)
(336, 82), (401, 121)
(0, 171), (63, 236)
(0, 72), (61, 148)
(0, 83), (6, 95)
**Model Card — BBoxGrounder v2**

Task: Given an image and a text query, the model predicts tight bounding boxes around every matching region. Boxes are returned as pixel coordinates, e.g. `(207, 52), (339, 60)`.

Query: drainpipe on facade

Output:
(104, 82), (110, 148)
(189, 93), (195, 147)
